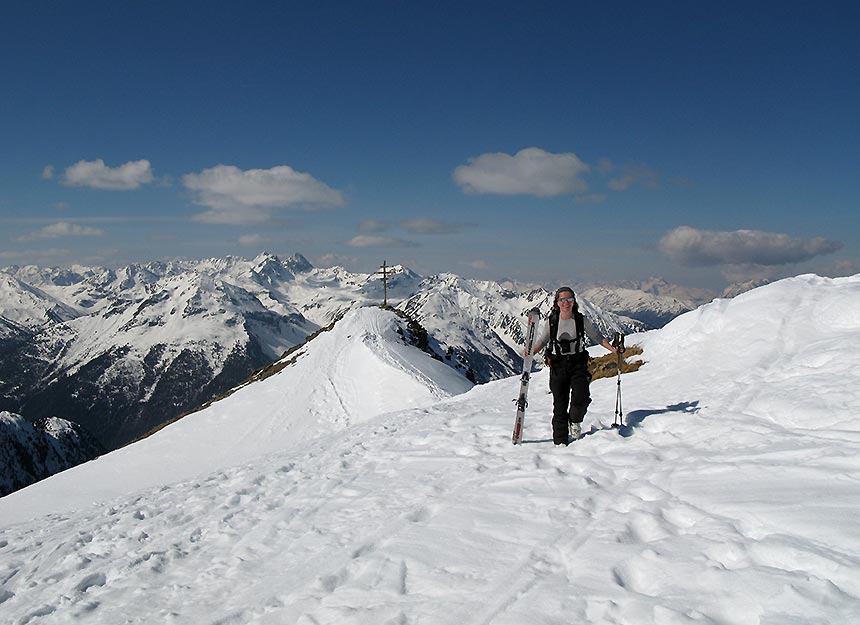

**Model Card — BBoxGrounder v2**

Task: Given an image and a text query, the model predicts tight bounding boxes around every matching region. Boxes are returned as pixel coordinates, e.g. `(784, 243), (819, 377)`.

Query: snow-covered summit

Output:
(635, 272), (860, 430)
(0, 306), (471, 523)
(0, 273), (80, 330)
(578, 277), (712, 328)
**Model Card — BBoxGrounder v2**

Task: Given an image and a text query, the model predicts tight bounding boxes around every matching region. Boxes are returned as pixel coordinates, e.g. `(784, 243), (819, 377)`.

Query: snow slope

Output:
(2, 274), (860, 624)
(0, 307), (471, 524)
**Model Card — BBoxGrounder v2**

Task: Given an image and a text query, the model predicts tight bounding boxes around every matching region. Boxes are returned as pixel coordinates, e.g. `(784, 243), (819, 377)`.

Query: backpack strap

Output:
(544, 308), (559, 360)
(546, 310), (586, 358)
(575, 311), (585, 353)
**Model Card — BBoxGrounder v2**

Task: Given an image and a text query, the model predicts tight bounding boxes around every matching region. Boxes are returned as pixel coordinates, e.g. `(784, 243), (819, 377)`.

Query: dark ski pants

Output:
(549, 356), (592, 444)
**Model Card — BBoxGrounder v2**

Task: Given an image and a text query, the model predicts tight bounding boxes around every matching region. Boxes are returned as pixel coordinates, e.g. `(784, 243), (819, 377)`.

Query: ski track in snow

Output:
(3, 277), (860, 624)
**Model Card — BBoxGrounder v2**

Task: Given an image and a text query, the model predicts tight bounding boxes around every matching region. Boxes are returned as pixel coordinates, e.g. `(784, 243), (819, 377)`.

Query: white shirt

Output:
(535, 314), (605, 355)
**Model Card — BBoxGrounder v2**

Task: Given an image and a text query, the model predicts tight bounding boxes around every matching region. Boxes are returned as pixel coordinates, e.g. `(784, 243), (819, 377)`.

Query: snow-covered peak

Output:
(284, 252), (314, 273)
(112, 263), (162, 290)
(256, 305), (473, 418)
(578, 280), (707, 328)
(0, 273), (80, 328)
(244, 252), (314, 286)
(358, 264), (423, 296)
(720, 277), (771, 298)
(0, 307), (472, 521)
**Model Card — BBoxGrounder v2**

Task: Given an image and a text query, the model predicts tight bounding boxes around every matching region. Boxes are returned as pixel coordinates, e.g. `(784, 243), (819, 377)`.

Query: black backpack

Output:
(544, 306), (586, 364)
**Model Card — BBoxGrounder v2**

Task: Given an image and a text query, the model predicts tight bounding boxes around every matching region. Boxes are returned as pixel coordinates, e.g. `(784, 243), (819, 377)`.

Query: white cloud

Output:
(0, 248), (69, 260)
(401, 218), (464, 235)
(658, 226), (843, 267)
(596, 158), (615, 175)
(183, 164), (345, 225)
(316, 253), (359, 268)
(464, 259), (489, 270)
(63, 159), (154, 190)
(835, 259), (858, 274)
(193, 207), (273, 225)
(719, 264), (781, 284)
(42, 165), (55, 180)
(17, 221), (105, 242)
(607, 163), (660, 191)
(358, 220), (391, 233)
(238, 234), (272, 247)
(345, 235), (412, 248)
(453, 147), (589, 197)
(574, 193), (608, 204)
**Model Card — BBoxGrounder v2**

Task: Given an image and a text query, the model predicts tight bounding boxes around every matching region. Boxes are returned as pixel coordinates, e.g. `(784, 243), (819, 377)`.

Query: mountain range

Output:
(1, 253), (703, 493)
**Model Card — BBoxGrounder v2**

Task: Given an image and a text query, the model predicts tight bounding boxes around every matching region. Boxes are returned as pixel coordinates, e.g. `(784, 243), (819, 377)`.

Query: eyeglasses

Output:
(557, 296), (575, 303)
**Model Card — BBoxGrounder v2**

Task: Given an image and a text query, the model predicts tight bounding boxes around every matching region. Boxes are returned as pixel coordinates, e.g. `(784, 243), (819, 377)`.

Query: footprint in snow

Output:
(618, 511), (676, 544)
(75, 572), (107, 593)
(318, 567), (349, 593)
(351, 542), (375, 559)
(660, 501), (706, 530)
(626, 482), (668, 503)
(405, 506), (433, 523)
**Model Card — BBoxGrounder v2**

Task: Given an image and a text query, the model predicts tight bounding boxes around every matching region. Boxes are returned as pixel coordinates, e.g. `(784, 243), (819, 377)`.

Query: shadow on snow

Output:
(614, 401), (701, 438)
(516, 401), (700, 444)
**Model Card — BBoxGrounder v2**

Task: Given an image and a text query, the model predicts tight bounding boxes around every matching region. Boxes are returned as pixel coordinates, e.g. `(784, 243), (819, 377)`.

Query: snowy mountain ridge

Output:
(577, 276), (715, 328)
(0, 306), (472, 522)
(1, 272), (859, 624)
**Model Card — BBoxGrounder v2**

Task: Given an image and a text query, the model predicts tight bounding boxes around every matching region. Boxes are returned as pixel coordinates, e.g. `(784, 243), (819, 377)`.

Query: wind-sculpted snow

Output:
(1, 274), (860, 623)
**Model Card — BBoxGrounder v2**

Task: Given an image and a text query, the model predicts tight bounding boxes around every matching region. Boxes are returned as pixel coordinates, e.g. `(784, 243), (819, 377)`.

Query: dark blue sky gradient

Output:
(2, 1), (857, 288)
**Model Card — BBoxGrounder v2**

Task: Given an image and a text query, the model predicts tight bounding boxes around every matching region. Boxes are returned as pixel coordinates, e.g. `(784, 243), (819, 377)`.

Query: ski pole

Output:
(612, 332), (625, 427)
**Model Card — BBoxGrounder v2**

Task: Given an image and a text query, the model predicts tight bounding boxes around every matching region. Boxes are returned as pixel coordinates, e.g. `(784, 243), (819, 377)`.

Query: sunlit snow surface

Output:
(2, 274), (860, 624)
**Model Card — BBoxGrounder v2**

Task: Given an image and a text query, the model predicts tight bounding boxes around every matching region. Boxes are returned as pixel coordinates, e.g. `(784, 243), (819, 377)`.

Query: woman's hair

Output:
(554, 286), (575, 303)
(552, 286), (578, 314)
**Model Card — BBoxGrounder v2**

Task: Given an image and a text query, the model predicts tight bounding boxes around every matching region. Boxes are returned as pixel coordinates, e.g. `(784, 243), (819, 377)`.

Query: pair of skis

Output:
(511, 307), (541, 445)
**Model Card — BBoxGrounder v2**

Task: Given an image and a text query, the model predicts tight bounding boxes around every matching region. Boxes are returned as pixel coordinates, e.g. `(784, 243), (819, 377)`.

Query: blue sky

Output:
(2, 0), (858, 291)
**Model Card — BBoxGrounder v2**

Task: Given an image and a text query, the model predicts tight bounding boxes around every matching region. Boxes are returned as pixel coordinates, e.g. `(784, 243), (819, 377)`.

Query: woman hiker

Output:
(528, 287), (621, 446)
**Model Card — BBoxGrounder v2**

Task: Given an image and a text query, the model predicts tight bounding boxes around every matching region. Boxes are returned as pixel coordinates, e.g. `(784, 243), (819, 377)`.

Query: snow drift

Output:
(1, 274), (859, 625)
